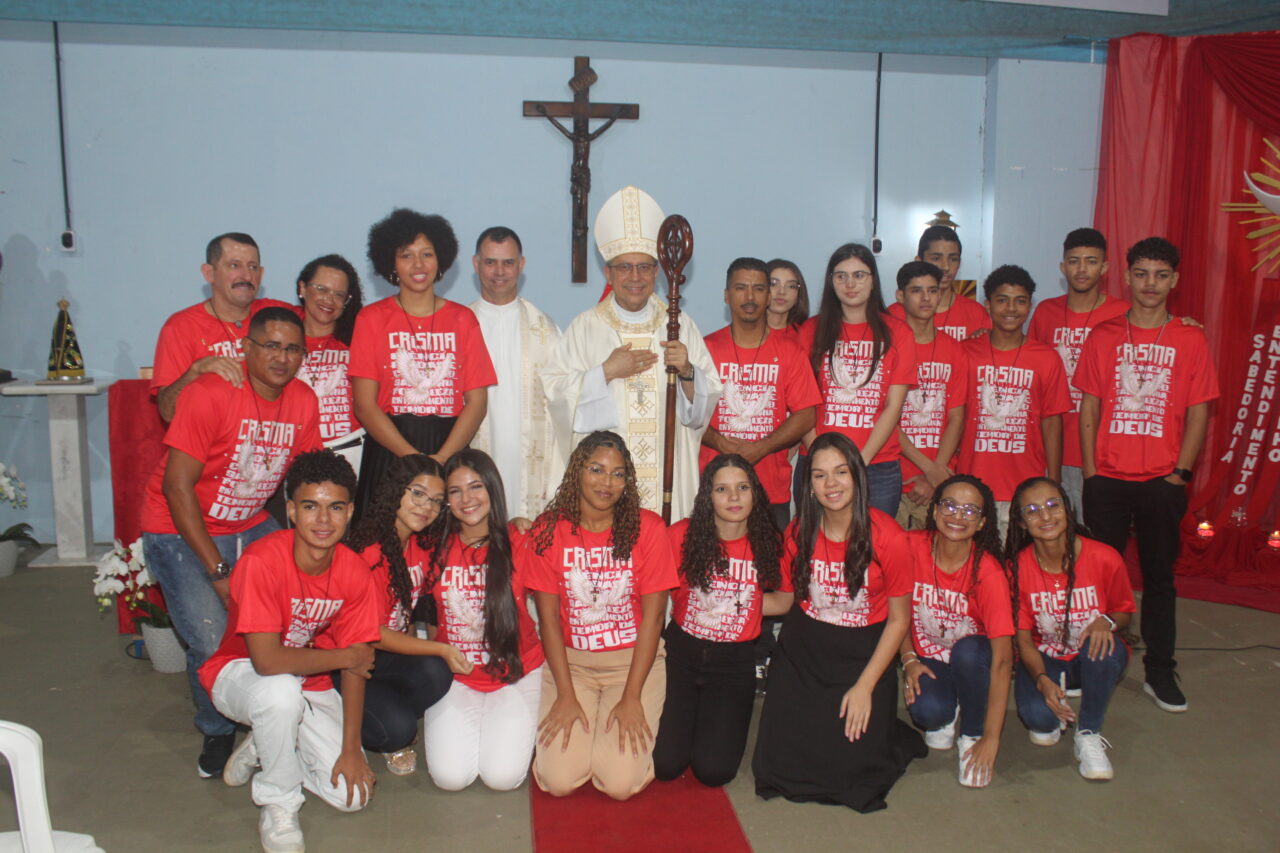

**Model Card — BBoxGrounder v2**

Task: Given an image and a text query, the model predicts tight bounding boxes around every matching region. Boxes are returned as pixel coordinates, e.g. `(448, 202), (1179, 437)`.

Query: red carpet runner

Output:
(530, 772), (752, 853)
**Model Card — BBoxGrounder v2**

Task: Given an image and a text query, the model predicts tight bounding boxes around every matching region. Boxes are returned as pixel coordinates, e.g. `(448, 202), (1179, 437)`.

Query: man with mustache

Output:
(151, 232), (292, 421)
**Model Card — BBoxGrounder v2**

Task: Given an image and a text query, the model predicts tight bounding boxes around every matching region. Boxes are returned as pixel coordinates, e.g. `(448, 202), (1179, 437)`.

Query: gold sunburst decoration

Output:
(1222, 136), (1280, 274)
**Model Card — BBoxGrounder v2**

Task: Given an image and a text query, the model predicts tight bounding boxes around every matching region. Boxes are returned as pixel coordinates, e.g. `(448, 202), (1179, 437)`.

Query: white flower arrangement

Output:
(93, 538), (170, 628)
(0, 463), (28, 509)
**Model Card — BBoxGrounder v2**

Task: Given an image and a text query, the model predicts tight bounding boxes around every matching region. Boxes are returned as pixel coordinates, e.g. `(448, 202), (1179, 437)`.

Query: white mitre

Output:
(594, 186), (664, 262)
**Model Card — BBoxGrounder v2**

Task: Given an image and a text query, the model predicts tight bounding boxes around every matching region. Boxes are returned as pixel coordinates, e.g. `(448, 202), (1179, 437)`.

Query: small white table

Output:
(0, 379), (107, 567)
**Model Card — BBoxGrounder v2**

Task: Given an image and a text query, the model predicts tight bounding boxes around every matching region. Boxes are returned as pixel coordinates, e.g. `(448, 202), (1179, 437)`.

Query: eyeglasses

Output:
(245, 337), (306, 357)
(304, 281), (352, 305)
(607, 261), (657, 276)
(938, 497), (983, 521)
(1020, 497), (1065, 519)
(832, 270), (872, 285)
(404, 485), (444, 509)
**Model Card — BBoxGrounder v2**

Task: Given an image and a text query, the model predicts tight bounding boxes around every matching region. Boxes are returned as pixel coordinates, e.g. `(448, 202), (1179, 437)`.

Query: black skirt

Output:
(752, 604), (925, 812)
(353, 412), (456, 522)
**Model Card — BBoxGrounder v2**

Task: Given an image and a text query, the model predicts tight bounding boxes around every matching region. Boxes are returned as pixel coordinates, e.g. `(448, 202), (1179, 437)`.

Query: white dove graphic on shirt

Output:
(829, 353), (869, 403)
(721, 380), (774, 432)
(690, 584), (754, 632)
(444, 585), (486, 643)
(1117, 361), (1168, 412)
(299, 363), (345, 402)
(231, 442), (288, 499)
(808, 579), (865, 624)
(393, 349), (454, 405)
(568, 565), (631, 625)
(979, 382), (1027, 431)
(914, 599), (976, 651)
(905, 387), (944, 428)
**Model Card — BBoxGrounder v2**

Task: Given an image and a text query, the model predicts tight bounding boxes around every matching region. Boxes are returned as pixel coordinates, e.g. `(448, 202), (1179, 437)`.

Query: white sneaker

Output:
(223, 734), (259, 787)
(1028, 728), (1062, 747)
(956, 735), (987, 787)
(1064, 687), (1082, 698)
(923, 708), (959, 751)
(259, 804), (305, 853)
(1074, 731), (1114, 781)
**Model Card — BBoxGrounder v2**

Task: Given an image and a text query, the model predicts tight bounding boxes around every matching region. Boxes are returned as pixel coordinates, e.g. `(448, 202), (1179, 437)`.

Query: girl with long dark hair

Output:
(752, 432), (924, 812)
(766, 258), (810, 332)
(348, 208), (496, 515)
(652, 454), (791, 787)
(899, 474), (1014, 788)
(1008, 477), (1134, 781)
(421, 449), (545, 790)
(524, 430), (677, 800)
(798, 243), (916, 515)
(345, 454), (459, 776)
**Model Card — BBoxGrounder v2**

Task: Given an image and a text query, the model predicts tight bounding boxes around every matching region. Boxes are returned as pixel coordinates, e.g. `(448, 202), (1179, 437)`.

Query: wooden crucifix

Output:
(524, 56), (639, 283)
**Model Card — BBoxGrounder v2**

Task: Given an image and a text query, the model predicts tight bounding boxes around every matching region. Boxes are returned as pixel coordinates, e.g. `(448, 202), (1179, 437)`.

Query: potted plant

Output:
(0, 463), (38, 578)
(93, 538), (185, 673)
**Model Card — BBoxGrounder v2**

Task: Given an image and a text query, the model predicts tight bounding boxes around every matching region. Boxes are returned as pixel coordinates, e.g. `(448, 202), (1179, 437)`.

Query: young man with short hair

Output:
(200, 449), (379, 853)
(1028, 228), (1129, 511)
(889, 226), (991, 340)
(1076, 237), (1218, 714)
(701, 256), (819, 527)
(893, 261), (969, 530)
(956, 265), (1071, 536)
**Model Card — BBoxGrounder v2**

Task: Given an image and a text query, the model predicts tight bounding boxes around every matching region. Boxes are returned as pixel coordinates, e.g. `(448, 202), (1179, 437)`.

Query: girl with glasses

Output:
(345, 454), (459, 776)
(524, 431), (678, 800)
(421, 449), (545, 791)
(1007, 477), (1135, 781)
(899, 474), (1013, 787)
(752, 432), (924, 812)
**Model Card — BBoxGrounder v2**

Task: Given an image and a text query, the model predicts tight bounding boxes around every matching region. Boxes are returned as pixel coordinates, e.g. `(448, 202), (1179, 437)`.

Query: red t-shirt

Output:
(1015, 537), (1136, 660)
(198, 531), (381, 693)
(1028, 295), (1130, 468)
(903, 531), (1013, 662)
(956, 339), (1072, 501)
(298, 333), (356, 443)
(1074, 317), (1220, 481)
(701, 326), (821, 504)
(430, 530), (546, 693)
(348, 297), (497, 417)
(799, 314), (917, 464)
(359, 538), (431, 634)
(899, 331), (969, 490)
(667, 519), (792, 644)
(150, 298), (293, 393)
(524, 510), (678, 652)
(783, 510), (912, 628)
(888, 297), (991, 343)
(140, 372), (322, 536)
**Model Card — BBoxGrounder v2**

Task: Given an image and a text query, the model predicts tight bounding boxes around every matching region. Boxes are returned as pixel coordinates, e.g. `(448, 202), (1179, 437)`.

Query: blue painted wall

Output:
(0, 21), (1102, 542)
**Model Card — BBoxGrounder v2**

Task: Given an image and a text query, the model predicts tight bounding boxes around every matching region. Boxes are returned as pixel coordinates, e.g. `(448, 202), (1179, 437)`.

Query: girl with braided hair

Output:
(752, 431), (924, 813)
(652, 454), (792, 787)
(345, 454), (458, 777)
(899, 474), (1014, 788)
(524, 430), (678, 800)
(1008, 477), (1134, 781)
(421, 449), (545, 790)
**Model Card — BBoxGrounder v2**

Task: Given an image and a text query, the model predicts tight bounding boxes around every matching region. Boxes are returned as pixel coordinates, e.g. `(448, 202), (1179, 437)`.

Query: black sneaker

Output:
(1143, 670), (1188, 713)
(197, 733), (236, 778)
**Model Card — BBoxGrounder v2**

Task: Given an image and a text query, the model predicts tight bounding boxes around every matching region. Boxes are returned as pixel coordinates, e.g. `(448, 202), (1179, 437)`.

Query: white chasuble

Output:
(470, 297), (561, 519)
(543, 295), (721, 521)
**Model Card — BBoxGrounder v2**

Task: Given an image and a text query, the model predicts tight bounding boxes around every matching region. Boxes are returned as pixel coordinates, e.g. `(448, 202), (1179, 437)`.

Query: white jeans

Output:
(211, 659), (368, 814)
(423, 666), (543, 791)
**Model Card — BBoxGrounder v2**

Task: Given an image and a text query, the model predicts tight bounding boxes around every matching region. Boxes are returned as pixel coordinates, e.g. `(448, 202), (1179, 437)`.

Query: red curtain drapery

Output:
(1094, 31), (1280, 606)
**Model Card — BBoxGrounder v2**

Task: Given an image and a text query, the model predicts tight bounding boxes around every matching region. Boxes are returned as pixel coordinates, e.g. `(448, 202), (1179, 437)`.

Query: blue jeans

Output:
(1015, 641), (1129, 734)
(865, 460), (903, 517)
(143, 518), (279, 736)
(907, 635), (992, 738)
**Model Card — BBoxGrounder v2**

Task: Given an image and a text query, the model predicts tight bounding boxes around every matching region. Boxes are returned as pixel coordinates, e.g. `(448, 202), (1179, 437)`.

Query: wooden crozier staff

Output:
(657, 214), (693, 524)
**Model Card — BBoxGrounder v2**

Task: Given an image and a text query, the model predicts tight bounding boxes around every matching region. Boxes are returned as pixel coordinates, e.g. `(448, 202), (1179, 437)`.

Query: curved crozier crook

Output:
(1244, 171), (1280, 216)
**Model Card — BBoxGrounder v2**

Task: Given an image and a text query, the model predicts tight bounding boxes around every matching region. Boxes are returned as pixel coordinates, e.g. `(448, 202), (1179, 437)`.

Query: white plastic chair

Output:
(0, 721), (104, 853)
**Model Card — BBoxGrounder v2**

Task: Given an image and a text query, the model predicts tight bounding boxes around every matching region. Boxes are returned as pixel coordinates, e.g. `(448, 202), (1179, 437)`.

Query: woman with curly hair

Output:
(797, 243), (916, 515)
(752, 431), (924, 812)
(898, 474), (1014, 788)
(421, 449), (545, 791)
(1008, 477), (1134, 782)
(345, 454), (459, 776)
(348, 208), (496, 514)
(524, 430), (677, 800)
(652, 454), (791, 787)
(293, 254), (366, 470)
(766, 258), (810, 333)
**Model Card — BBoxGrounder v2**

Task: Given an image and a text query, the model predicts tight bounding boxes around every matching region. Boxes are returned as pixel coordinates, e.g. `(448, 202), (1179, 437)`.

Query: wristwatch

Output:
(1100, 613), (1117, 632)
(1171, 467), (1193, 483)
(211, 561), (232, 580)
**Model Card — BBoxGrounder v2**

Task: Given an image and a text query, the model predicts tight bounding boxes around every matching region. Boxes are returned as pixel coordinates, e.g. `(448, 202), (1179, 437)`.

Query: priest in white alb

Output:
(468, 226), (561, 518)
(543, 186), (721, 520)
